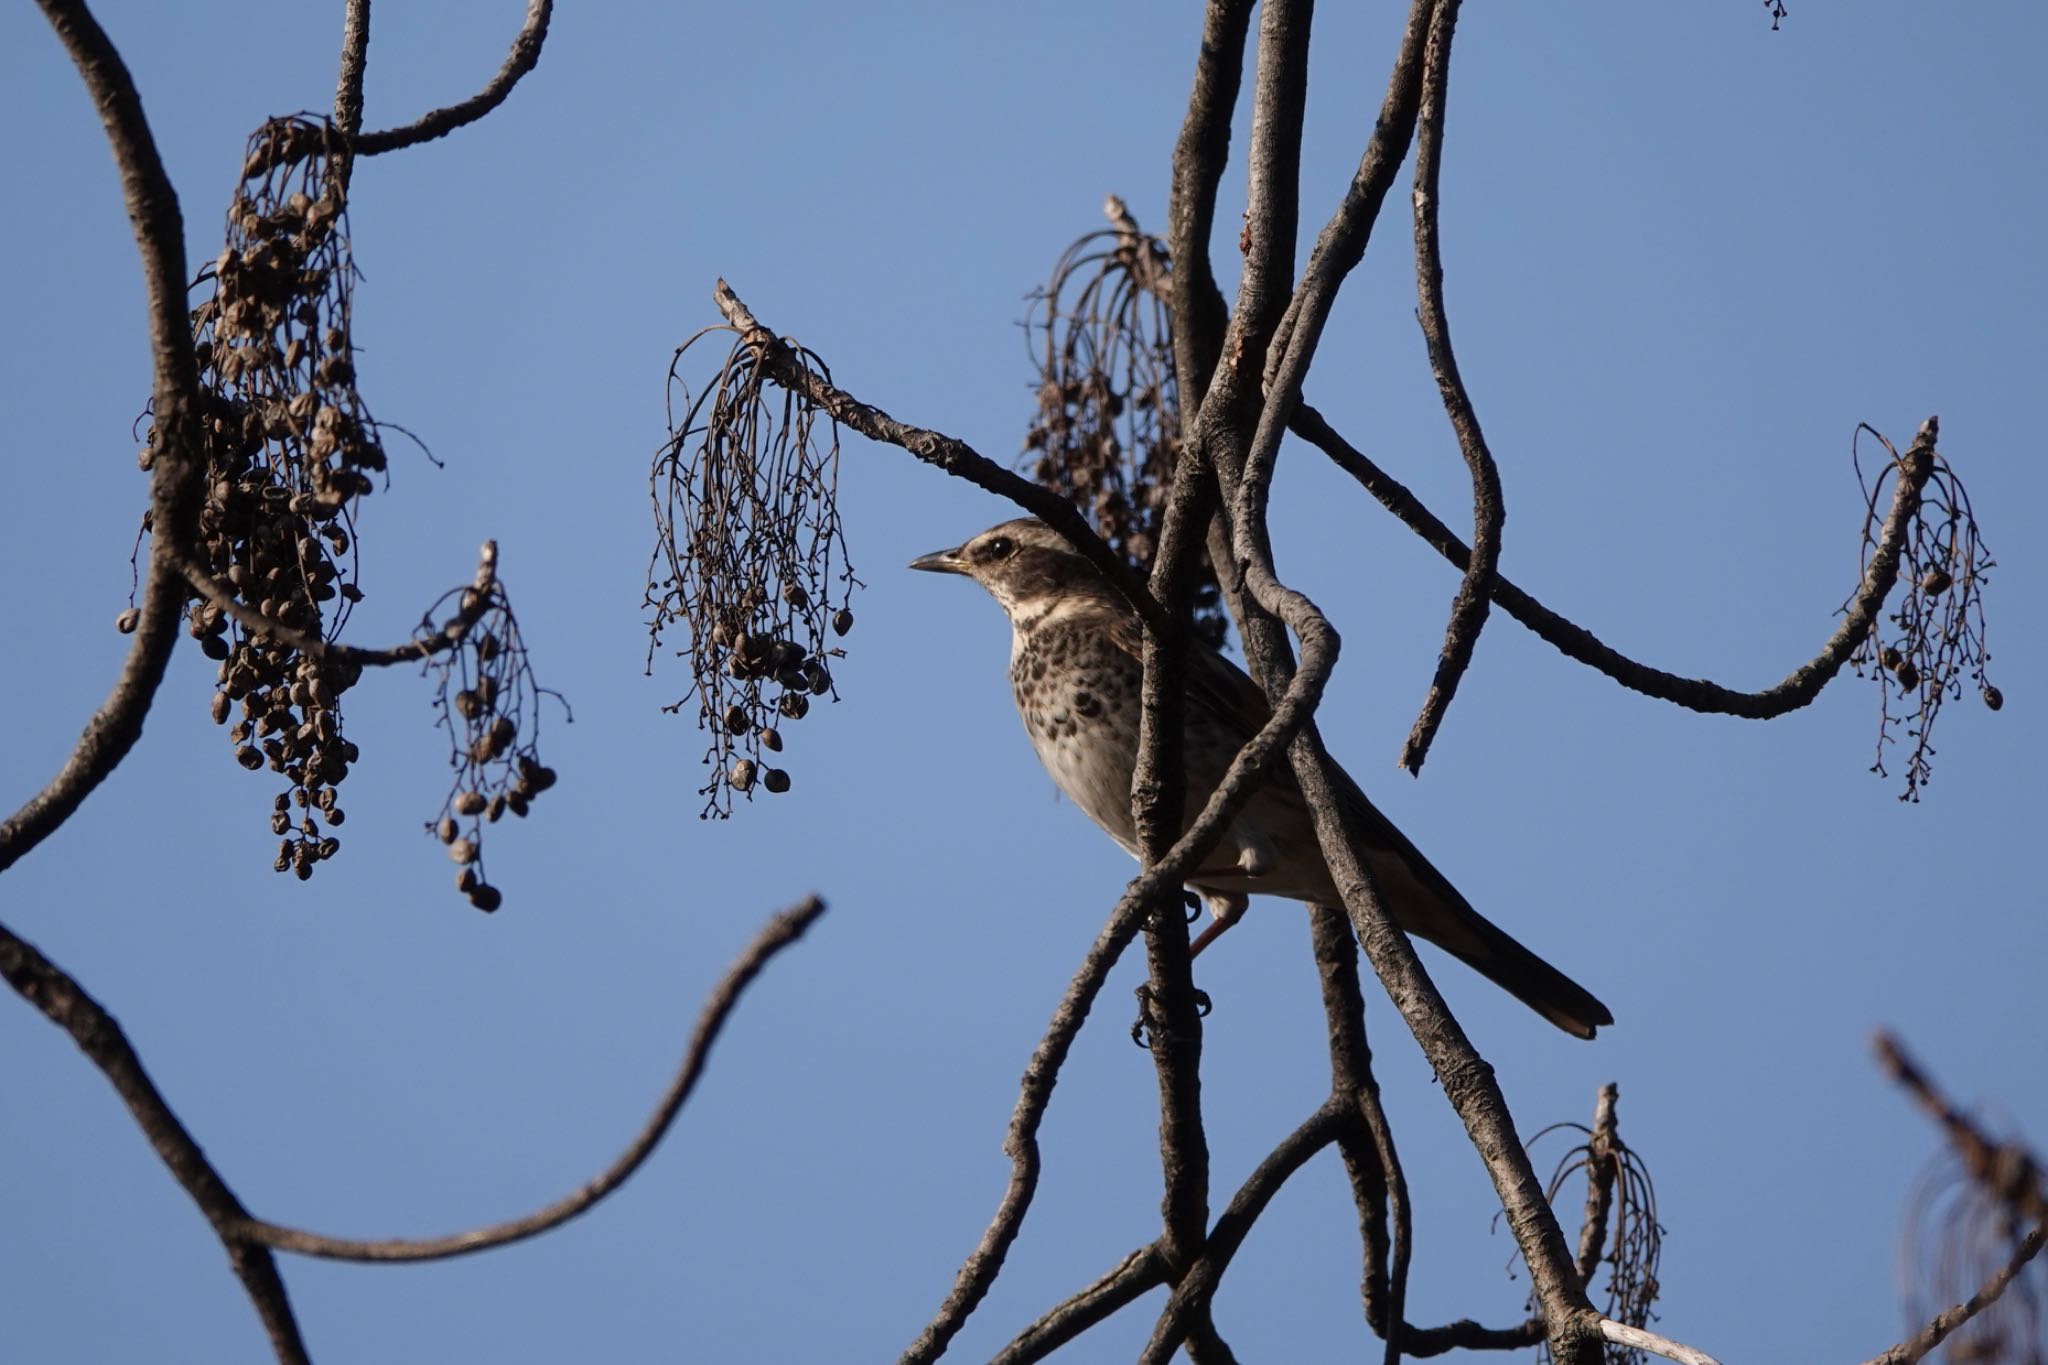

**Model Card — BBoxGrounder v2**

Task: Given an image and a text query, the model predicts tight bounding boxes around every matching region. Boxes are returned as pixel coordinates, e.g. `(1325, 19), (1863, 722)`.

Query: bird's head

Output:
(909, 518), (1117, 622)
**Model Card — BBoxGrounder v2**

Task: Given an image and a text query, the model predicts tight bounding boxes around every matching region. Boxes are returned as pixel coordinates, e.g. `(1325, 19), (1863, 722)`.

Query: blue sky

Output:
(3, 3), (2043, 1362)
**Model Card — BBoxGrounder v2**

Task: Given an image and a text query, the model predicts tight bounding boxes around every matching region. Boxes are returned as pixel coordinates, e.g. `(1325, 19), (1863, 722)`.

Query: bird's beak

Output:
(908, 544), (969, 575)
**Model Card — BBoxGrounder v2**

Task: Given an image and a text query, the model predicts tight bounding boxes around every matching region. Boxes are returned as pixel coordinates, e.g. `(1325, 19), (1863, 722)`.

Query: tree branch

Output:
(1599, 1318), (1724, 1365)
(1400, 0), (1498, 776)
(710, 280), (1170, 639)
(1861, 1227), (2047, 1365)
(4, 0), (210, 876)
(989, 1245), (1169, 1365)
(0, 918), (309, 1365)
(1292, 401), (1944, 721)
(352, 0), (552, 156)
(333, 0), (370, 139)
(1165, 0), (1255, 404)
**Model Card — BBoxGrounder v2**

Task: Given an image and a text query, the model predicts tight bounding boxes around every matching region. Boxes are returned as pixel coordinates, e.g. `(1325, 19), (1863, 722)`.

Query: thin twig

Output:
(1308, 904), (1394, 1337)
(1576, 1083), (1620, 1289)
(1291, 400), (1943, 721)
(1400, 0), (1499, 776)
(237, 897), (826, 1260)
(1862, 1228), (2047, 1365)
(1165, 0), (1256, 404)
(0, 918), (309, 1364)
(4, 0), (210, 877)
(990, 1246), (1169, 1365)
(353, 0), (552, 155)
(1141, 1103), (1349, 1363)
(333, 0), (370, 139)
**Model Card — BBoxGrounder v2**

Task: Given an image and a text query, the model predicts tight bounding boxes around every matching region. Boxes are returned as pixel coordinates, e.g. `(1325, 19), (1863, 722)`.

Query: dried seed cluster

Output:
(1021, 206), (1226, 648)
(1530, 1117), (1663, 1365)
(1845, 425), (2000, 802)
(422, 556), (565, 913)
(136, 117), (381, 880)
(648, 329), (858, 818)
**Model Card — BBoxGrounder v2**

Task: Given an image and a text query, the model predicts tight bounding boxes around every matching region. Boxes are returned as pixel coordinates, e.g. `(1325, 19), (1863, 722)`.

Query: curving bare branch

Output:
(352, 0), (553, 156)
(3, 0), (210, 877)
(237, 896), (826, 1261)
(0, 917), (309, 1364)
(1400, 0), (1499, 776)
(1292, 401), (1945, 722)
(990, 1245), (1168, 1365)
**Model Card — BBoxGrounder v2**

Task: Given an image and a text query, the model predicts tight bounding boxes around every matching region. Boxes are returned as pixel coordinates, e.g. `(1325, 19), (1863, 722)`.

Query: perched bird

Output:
(911, 517), (1612, 1039)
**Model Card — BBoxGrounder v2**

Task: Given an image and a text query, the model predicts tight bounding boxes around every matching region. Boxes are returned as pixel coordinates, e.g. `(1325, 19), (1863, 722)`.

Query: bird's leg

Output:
(1188, 890), (1248, 959)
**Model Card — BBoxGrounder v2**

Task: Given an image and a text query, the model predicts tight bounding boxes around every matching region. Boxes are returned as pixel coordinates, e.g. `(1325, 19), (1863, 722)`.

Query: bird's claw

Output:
(1129, 983), (1215, 1049)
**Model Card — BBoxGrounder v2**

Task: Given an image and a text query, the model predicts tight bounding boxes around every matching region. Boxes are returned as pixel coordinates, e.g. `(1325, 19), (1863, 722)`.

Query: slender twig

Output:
(333, 0), (370, 139)
(1166, 0), (1256, 404)
(1599, 1318), (1724, 1365)
(1576, 1083), (1620, 1289)
(1862, 1228), (2047, 1365)
(1400, 1316), (1542, 1357)
(990, 1246), (1169, 1365)
(177, 543), (501, 670)
(3, 0), (209, 877)
(1364, 1063), (1412, 1365)
(1142, 1102), (1350, 1363)
(352, 0), (552, 155)
(1291, 400), (1944, 721)
(710, 281), (1170, 638)
(1400, 0), (1498, 776)
(1308, 903), (1393, 1337)
(0, 918), (309, 1364)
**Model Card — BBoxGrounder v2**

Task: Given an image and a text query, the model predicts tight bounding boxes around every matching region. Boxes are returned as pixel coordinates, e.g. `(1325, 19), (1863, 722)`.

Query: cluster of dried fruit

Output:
(1846, 425), (2000, 801)
(1021, 213), (1226, 649)
(423, 575), (563, 912)
(132, 118), (380, 880)
(649, 332), (859, 817)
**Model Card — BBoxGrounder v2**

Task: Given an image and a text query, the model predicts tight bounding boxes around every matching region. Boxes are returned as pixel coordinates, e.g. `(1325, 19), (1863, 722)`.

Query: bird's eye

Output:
(981, 536), (1015, 560)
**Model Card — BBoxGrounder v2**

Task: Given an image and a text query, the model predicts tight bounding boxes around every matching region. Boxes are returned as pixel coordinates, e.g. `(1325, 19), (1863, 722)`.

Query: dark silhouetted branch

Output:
(1400, 0), (1498, 776)
(1292, 401), (1945, 721)
(239, 897), (826, 1261)
(1308, 904), (1395, 1337)
(333, 0), (369, 138)
(353, 0), (552, 156)
(4, 0), (210, 876)
(0, 918), (309, 1365)
(1165, 0), (1255, 402)
(990, 1245), (1168, 1365)
(710, 280), (1169, 639)
(1862, 1227), (2046, 1365)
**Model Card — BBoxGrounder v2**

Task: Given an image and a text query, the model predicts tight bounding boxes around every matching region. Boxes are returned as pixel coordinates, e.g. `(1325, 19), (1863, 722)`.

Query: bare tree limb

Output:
(989, 1245), (1168, 1365)
(1862, 1228), (2047, 1365)
(3, 0), (210, 877)
(237, 896), (826, 1261)
(0, 918), (309, 1365)
(1575, 1083), (1620, 1289)
(176, 542), (502, 670)
(710, 280), (1170, 638)
(1291, 394), (1943, 722)
(1142, 1102), (1349, 1363)
(1166, 0), (1256, 403)
(1400, 1316), (1542, 1357)
(352, 0), (552, 156)
(1308, 903), (1394, 1336)
(1400, 0), (1499, 776)
(1599, 1318), (1724, 1365)
(333, 0), (370, 139)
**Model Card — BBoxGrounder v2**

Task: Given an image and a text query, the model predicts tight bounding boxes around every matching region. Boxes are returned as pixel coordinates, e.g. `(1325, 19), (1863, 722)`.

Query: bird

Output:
(910, 517), (1612, 1040)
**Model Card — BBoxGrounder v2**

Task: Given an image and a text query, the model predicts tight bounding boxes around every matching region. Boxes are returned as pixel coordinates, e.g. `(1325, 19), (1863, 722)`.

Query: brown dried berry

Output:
(468, 883), (503, 913)
(1895, 663), (1920, 691)
(437, 816), (459, 844)
(454, 790), (487, 816)
(1985, 685), (2004, 711)
(449, 838), (479, 865)
(831, 608), (853, 637)
(210, 692), (232, 725)
(1921, 568), (1953, 598)
(759, 727), (783, 752)
(457, 867), (479, 894)
(723, 704), (752, 735)
(1879, 646), (1903, 671)
(782, 582), (809, 609)
(116, 607), (140, 634)
(730, 759), (756, 792)
(762, 767), (791, 794)
(235, 745), (265, 771)
(778, 693), (810, 721)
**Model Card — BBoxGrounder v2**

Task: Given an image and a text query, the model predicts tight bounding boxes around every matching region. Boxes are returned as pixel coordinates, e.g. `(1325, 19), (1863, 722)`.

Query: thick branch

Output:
(1600, 1319), (1724, 1365)
(990, 1245), (1169, 1365)
(1293, 402), (1944, 720)
(333, 0), (370, 138)
(1400, 0), (1498, 775)
(1575, 1083), (1620, 1288)
(4, 0), (210, 876)
(710, 280), (1170, 638)
(0, 918), (308, 1364)
(239, 897), (825, 1261)
(352, 0), (552, 155)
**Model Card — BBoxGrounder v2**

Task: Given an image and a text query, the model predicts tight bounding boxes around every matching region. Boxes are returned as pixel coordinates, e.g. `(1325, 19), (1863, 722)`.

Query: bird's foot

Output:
(1129, 982), (1214, 1050)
